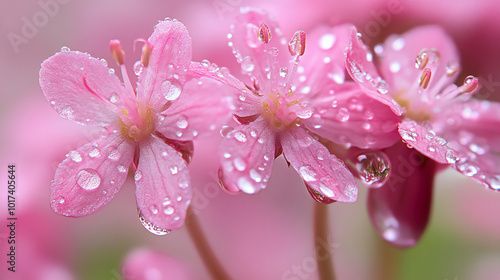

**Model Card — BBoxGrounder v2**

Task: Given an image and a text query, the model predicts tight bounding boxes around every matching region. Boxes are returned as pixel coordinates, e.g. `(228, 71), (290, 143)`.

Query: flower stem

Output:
(185, 206), (232, 280)
(314, 202), (336, 280)
(375, 236), (400, 280)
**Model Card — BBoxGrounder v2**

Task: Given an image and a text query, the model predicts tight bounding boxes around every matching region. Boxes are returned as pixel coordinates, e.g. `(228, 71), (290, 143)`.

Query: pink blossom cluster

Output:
(39, 7), (500, 250)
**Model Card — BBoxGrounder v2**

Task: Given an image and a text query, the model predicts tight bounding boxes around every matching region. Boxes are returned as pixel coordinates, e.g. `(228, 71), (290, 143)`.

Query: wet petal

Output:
(122, 248), (195, 280)
(156, 77), (234, 141)
(228, 7), (289, 92)
(398, 119), (460, 164)
(51, 132), (134, 216)
(281, 127), (357, 202)
(379, 25), (460, 93)
(345, 28), (403, 115)
(433, 100), (500, 190)
(218, 117), (275, 194)
(136, 134), (191, 232)
(367, 141), (437, 248)
(40, 51), (124, 126)
(293, 24), (353, 95)
(304, 82), (401, 149)
(137, 19), (192, 110)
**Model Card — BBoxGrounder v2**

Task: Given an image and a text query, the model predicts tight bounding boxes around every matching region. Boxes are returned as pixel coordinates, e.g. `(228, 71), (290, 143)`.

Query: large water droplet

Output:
(238, 177), (256, 194)
(138, 211), (171, 235)
(241, 56), (255, 72)
(306, 184), (336, 204)
(299, 165), (317, 182)
(354, 152), (390, 188)
(484, 175), (500, 190)
(134, 61), (144, 76)
(161, 80), (182, 101)
(61, 46), (70, 52)
(107, 149), (120, 161)
(117, 165), (127, 173)
(336, 108), (350, 122)
(220, 126), (234, 137)
(76, 169), (101, 190)
(233, 157), (246, 171)
(176, 115), (188, 129)
(170, 166), (179, 175)
(457, 161), (478, 176)
(164, 207), (175, 215)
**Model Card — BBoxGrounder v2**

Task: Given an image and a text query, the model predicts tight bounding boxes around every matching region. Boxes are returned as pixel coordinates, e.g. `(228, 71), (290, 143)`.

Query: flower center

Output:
(119, 106), (156, 142)
(261, 91), (311, 131)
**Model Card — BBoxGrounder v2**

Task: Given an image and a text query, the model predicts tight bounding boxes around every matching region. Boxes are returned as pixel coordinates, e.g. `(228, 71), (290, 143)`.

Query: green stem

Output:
(185, 207), (232, 280)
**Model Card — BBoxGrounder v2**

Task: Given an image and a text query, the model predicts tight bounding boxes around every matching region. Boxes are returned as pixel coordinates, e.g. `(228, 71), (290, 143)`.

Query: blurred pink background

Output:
(1, 0), (500, 279)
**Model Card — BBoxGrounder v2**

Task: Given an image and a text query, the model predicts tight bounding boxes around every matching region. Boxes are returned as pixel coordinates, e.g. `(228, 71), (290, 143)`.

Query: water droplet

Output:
(76, 169), (101, 190)
(201, 59), (210, 67)
(457, 161), (478, 176)
(296, 103), (313, 119)
(366, 52), (373, 62)
(68, 151), (82, 162)
(257, 138), (264, 144)
(233, 157), (246, 171)
(161, 80), (182, 101)
(241, 56), (255, 72)
(170, 166), (178, 174)
(223, 152), (231, 158)
(220, 126), (234, 137)
(336, 108), (350, 122)
(161, 151), (168, 157)
(445, 149), (459, 164)
(484, 175), (500, 190)
(58, 197), (65, 204)
(89, 147), (100, 158)
(138, 211), (170, 235)
(162, 197), (171, 206)
(117, 165), (127, 173)
(280, 67), (288, 77)
(319, 183), (335, 198)
(108, 68), (115, 75)
(61, 107), (75, 120)
(134, 61), (144, 75)
(176, 115), (188, 129)
(249, 169), (262, 182)
(299, 165), (317, 182)
(306, 184), (335, 204)
(446, 61), (460, 77)
(164, 207), (175, 215)
(246, 23), (260, 48)
(298, 136), (313, 147)
(149, 205), (159, 215)
(61, 46), (70, 52)
(319, 34), (336, 50)
(108, 149), (120, 160)
(234, 131), (247, 142)
(400, 130), (416, 142)
(109, 94), (118, 103)
(390, 62), (401, 73)
(374, 44), (384, 56)
(238, 177), (255, 194)
(354, 152), (390, 188)
(178, 177), (189, 189)
(135, 170), (143, 181)
(250, 130), (257, 138)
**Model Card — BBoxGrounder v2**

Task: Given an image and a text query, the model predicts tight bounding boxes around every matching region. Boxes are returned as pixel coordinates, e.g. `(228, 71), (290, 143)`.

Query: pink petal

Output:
(228, 7), (289, 92)
(51, 132), (135, 216)
(135, 134), (191, 232)
(156, 77), (234, 141)
(398, 119), (460, 164)
(280, 127), (357, 202)
(122, 248), (195, 280)
(433, 100), (500, 190)
(379, 25), (460, 93)
(293, 24), (354, 95)
(304, 82), (401, 149)
(136, 19), (192, 110)
(345, 29), (404, 116)
(218, 117), (275, 194)
(40, 51), (125, 126)
(367, 141), (438, 248)
(189, 61), (262, 117)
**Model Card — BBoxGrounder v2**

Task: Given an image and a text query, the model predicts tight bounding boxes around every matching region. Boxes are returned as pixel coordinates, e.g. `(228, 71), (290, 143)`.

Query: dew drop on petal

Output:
(305, 184), (336, 204)
(117, 165), (127, 173)
(170, 166), (179, 175)
(445, 149), (459, 164)
(241, 56), (255, 72)
(149, 205), (159, 215)
(354, 152), (390, 188)
(135, 170), (143, 181)
(280, 67), (288, 77)
(61, 46), (70, 52)
(68, 151), (82, 162)
(238, 177), (255, 194)
(162, 80), (182, 101)
(138, 211), (171, 235)
(220, 126), (234, 137)
(457, 161), (478, 176)
(299, 165), (317, 182)
(108, 149), (120, 161)
(249, 169), (262, 183)
(109, 94), (118, 103)
(133, 61), (144, 76)
(89, 147), (100, 158)
(61, 107), (75, 120)
(76, 169), (101, 190)
(484, 175), (500, 190)
(176, 115), (188, 129)
(164, 207), (175, 215)
(392, 37), (405, 51)
(319, 183), (335, 198)
(162, 197), (171, 206)
(234, 131), (247, 142)
(233, 157), (247, 171)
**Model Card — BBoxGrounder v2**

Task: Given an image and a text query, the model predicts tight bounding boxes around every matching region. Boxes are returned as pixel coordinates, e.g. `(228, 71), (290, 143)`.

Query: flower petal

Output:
(304, 82), (401, 149)
(433, 100), (500, 190)
(135, 134), (191, 232)
(188, 61), (262, 117)
(398, 119), (459, 164)
(156, 77), (234, 141)
(229, 7), (289, 92)
(345, 29), (403, 116)
(137, 19), (192, 110)
(293, 24), (354, 95)
(379, 25), (460, 93)
(218, 117), (275, 194)
(40, 51), (124, 126)
(367, 141), (437, 248)
(51, 132), (135, 216)
(280, 127), (357, 202)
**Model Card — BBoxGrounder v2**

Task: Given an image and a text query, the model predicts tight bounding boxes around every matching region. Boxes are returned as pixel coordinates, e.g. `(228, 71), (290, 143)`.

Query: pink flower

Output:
(39, 19), (233, 234)
(198, 8), (401, 202)
(346, 26), (500, 246)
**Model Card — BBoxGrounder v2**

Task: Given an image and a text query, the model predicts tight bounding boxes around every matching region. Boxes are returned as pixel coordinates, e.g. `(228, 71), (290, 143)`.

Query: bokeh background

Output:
(1, 0), (500, 279)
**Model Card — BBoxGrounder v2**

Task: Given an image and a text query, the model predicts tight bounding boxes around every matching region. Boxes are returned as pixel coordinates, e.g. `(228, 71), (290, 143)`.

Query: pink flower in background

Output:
(39, 19), (233, 234)
(346, 26), (500, 247)
(197, 8), (401, 202)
